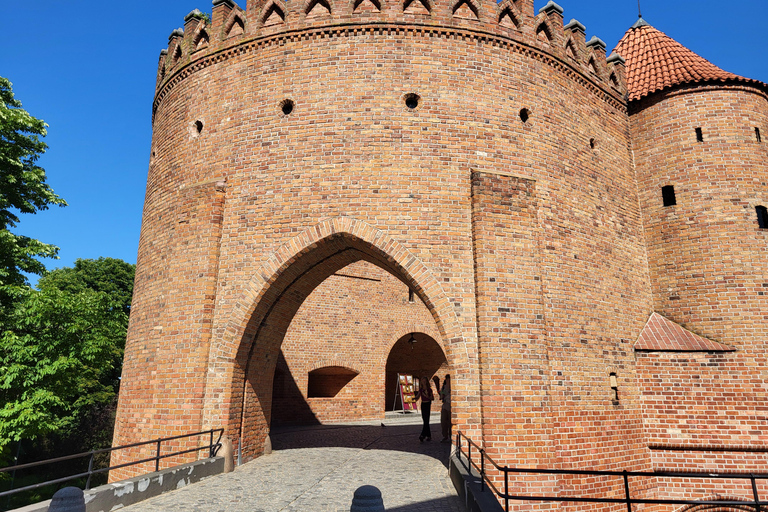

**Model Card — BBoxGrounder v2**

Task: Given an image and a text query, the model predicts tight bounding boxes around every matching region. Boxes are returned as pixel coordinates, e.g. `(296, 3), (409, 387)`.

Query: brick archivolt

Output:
(156, 0), (627, 116)
(201, 216), (476, 428)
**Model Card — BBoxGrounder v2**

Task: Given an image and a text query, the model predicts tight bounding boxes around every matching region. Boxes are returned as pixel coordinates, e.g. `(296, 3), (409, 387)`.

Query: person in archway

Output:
(414, 376), (434, 442)
(440, 375), (451, 442)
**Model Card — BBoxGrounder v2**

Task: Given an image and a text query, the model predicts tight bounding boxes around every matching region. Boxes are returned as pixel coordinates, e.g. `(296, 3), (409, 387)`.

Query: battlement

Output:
(156, 0), (626, 102)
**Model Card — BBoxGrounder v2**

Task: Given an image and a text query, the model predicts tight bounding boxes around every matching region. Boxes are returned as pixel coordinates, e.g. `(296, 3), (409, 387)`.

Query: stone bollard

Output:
(48, 487), (85, 512)
(220, 435), (235, 473)
(350, 485), (384, 512)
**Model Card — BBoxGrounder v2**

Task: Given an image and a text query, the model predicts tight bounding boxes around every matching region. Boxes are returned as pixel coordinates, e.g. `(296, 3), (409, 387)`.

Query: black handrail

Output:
(0, 428), (223, 500)
(455, 431), (768, 512)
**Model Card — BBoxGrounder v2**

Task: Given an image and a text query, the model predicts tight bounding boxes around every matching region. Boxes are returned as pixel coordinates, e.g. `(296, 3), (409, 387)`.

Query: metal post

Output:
(750, 474), (761, 512)
(504, 467), (509, 512)
(623, 470), (632, 512)
(155, 439), (162, 472)
(85, 452), (94, 490)
(468, 441), (472, 473)
(209, 430), (214, 457)
(480, 449), (485, 492)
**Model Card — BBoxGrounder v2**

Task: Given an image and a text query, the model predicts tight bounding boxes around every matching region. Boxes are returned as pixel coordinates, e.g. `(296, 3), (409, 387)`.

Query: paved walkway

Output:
(121, 413), (463, 512)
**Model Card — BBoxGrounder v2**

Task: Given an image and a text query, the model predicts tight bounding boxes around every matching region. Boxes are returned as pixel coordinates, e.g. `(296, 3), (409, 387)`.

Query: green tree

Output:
(0, 76), (66, 295)
(0, 286), (127, 451)
(38, 257), (135, 316)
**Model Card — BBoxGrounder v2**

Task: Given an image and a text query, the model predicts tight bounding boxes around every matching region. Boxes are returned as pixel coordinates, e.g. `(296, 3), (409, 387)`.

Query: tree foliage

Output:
(38, 257), (135, 316)
(0, 287), (127, 451)
(0, 76), (66, 291)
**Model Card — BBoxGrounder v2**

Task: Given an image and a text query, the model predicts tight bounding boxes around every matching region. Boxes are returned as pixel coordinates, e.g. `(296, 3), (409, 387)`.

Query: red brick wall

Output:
(631, 85), (768, 504)
(115, 0), (655, 496)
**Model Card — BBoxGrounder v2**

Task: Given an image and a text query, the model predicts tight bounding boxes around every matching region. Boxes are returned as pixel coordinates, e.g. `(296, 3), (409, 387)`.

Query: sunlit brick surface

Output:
(112, 0), (767, 508)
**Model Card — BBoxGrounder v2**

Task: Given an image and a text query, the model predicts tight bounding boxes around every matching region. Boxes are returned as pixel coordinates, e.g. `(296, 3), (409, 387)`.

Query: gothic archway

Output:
(200, 217), (477, 462)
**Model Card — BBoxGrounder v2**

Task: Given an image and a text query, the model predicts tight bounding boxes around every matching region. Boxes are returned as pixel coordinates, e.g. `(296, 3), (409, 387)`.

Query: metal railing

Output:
(455, 431), (768, 512)
(0, 428), (223, 500)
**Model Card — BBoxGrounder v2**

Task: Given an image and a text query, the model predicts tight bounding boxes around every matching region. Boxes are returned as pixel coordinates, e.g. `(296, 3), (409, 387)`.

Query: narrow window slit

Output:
(756, 127), (762, 143)
(757, 205), (768, 229)
(695, 127), (703, 142)
(408, 289), (415, 303)
(662, 185), (676, 207)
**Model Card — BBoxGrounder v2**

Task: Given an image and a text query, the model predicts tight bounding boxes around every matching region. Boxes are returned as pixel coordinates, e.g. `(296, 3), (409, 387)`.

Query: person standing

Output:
(440, 375), (451, 442)
(414, 376), (434, 442)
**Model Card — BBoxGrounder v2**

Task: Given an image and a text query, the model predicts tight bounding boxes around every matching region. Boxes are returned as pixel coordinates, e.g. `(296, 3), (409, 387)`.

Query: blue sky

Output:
(2, 1), (766, 283)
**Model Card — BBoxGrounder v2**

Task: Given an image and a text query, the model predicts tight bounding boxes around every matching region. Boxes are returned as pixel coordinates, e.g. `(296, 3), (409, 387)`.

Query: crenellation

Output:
(538, 0), (563, 40)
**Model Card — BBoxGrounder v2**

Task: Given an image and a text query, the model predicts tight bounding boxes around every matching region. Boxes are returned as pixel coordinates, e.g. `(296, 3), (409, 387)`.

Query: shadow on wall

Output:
(270, 351), (321, 426)
(385, 332), (448, 411)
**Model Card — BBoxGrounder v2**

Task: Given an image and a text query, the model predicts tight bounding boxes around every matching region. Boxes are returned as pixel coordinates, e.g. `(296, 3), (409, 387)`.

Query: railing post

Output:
(480, 449), (485, 493)
(468, 441), (472, 472)
(504, 467), (509, 512)
(85, 452), (94, 490)
(623, 470), (632, 512)
(209, 430), (214, 457)
(155, 439), (162, 472)
(750, 474), (761, 512)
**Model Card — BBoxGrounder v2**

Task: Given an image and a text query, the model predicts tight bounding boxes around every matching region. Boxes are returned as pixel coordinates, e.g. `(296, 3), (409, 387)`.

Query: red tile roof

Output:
(614, 19), (765, 101)
(635, 312), (733, 352)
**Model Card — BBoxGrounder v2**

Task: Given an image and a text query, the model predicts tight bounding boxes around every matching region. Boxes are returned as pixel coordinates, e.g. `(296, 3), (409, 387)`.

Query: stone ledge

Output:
(9, 457), (225, 512)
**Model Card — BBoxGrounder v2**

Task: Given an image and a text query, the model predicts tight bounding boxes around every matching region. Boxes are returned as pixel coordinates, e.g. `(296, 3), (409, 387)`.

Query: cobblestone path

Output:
(120, 414), (463, 511)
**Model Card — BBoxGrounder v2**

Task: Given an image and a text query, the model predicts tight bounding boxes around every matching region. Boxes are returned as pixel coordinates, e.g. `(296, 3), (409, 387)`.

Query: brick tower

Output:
(113, 0), (767, 506)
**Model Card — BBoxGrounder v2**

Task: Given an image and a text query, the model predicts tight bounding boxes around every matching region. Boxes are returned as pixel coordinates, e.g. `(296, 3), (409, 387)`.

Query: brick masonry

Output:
(112, 0), (768, 507)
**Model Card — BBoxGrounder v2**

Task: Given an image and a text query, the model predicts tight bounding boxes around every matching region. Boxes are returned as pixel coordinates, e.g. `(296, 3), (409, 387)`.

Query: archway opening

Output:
(385, 332), (448, 412)
(267, 259), (443, 429)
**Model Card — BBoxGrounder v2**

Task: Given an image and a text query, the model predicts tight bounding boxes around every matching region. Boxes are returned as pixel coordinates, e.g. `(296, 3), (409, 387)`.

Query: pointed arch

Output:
(565, 38), (577, 60)
(305, 0), (332, 17)
(353, 0), (381, 13)
(172, 41), (183, 64)
(496, 0), (521, 29)
(609, 72), (619, 87)
(224, 8), (246, 37)
(404, 0), (431, 15)
(587, 56), (598, 76)
(261, 1), (286, 26)
(536, 22), (552, 43)
(200, 216), (474, 461)
(193, 25), (210, 51)
(452, 0), (478, 19)
(498, 7), (519, 28)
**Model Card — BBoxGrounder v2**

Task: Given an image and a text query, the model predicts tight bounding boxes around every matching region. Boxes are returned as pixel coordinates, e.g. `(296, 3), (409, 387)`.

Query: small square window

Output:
(662, 185), (676, 207)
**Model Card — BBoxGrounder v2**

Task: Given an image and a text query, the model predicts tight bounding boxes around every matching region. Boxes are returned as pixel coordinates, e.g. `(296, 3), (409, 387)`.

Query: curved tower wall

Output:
(114, 0), (653, 488)
(632, 85), (768, 471)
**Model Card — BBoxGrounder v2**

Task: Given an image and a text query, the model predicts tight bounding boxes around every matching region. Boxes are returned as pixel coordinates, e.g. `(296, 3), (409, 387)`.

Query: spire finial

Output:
(637, 0), (642, 18)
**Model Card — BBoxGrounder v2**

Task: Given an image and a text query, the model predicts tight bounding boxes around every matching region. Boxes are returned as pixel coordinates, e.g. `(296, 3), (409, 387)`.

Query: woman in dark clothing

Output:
(414, 376), (434, 442)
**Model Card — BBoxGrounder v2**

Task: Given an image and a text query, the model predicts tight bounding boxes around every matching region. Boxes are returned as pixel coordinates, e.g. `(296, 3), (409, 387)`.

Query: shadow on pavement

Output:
(270, 422), (453, 468)
(387, 496), (466, 512)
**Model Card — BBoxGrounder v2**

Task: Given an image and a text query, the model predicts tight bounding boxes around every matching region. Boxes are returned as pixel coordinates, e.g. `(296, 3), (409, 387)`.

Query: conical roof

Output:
(614, 18), (764, 101)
